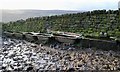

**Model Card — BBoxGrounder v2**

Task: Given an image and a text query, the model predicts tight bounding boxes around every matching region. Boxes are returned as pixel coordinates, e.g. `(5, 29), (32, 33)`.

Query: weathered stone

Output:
(1, 37), (120, 71)
(26, 66), (33, 71)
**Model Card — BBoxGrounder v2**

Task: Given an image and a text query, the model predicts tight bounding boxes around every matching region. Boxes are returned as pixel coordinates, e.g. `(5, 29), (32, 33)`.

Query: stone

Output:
(26, 66), (33, 71)
(44, 56), (50, 60)
(3, 41), (9, 45)
(117, 67), (120, 71)
(67, 68), (76, 71)
(1, 64), (6, 69)
(1, 37), (120, 71)
(46, 51), (50, 54)
(31, 44), (37, 48)
(78, 64), (82, 67)
(64, 56), (71, 60)
(3, 48), (8, 52)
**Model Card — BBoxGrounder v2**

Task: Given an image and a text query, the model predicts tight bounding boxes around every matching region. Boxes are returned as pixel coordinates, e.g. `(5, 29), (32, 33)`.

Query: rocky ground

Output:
(0, 37), (120, 71)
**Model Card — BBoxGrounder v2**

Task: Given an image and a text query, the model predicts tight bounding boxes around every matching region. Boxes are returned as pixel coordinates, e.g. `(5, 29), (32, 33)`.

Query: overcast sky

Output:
(0, 0), (120, 11)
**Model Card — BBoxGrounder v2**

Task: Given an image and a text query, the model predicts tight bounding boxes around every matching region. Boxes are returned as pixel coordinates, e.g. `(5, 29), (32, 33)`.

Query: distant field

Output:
(1, 10), (82, 22)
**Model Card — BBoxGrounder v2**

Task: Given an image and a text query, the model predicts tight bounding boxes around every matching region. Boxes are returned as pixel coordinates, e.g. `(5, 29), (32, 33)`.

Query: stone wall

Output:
(3, 32), (120, 51)
(77, 38), (119, 51)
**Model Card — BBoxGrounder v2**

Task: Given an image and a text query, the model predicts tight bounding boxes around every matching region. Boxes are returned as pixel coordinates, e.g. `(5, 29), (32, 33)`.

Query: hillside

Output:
(2, 10), (120, 38)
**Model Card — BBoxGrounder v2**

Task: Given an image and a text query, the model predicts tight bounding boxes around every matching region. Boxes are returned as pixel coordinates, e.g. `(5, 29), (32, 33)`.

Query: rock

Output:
(17, 63), (21, 67)
(2, 37), (120, 71)
(44, 56), (50, 60)
(39, 64), (45, 69)
(56, 68), (60, 70)
(31, 44), (37, 48)
(16, 67), (23, 71)
(46, 51), (50, 54)
(0, 61), (2, 66)
(26, 66), (33, 71)
(14, 67), (19, 71)
(103, 65), (111, 70)
(13, 57), (19, 61)
(78, 64), (82, 67)
(67, 68), (76, 71)
(64, 56), (71, 60)
(3, 48), (8, 52)
(59, 56), (63, 60)
(117, 67), (120, 71)
(3, 41), (9, 45)
(52, 58), (59, 62)
(7, 65), (14, 71)
(2, 64), (7, 69)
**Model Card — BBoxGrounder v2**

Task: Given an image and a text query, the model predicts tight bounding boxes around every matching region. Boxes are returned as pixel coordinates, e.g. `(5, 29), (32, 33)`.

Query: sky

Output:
(118, 1), (120, 8)
(0, 0), (120, 11)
